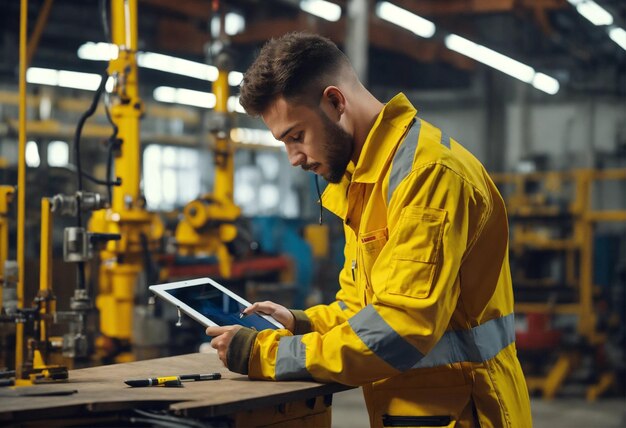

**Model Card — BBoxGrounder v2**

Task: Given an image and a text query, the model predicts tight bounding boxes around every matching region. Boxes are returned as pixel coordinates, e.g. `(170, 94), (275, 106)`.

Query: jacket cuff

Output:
(290, 310), (312, 335)
(227, 327), (258, 375)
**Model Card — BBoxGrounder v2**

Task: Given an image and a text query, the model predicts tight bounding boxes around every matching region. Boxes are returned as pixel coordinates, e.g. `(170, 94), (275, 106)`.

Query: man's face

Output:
(262, 97), (353, 183)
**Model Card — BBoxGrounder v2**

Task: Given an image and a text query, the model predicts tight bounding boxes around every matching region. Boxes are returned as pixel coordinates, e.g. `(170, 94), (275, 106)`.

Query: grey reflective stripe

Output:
(349, 305), (515, 372)
(338, 301), (348, 311)
(275, 335), (312, 380)
(440, 131), (451, 149)
(349, 305), (424, 371)
(413, 313), (515, 368)
(387, 118), (421, 204)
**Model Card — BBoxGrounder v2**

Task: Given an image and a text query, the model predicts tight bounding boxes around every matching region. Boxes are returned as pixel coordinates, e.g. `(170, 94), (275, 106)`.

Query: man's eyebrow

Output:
(277, 125), (297, 141)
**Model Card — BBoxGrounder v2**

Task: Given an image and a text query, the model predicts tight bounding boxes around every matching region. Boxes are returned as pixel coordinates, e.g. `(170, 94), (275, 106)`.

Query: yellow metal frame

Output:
(492, 168), (626, 399)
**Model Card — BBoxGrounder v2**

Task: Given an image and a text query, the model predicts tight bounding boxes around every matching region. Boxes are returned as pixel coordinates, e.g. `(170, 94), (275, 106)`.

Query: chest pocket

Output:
(388, 206), (446, 299)
(358, 227), (388, 288)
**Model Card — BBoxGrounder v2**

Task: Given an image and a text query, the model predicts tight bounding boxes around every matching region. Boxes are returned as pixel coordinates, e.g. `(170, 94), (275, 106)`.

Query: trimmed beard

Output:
(317, 109), (354, 183)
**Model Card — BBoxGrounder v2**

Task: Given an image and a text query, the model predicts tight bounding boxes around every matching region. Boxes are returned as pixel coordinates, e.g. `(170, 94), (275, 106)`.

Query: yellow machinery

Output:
(491, 168), (626, 400)
(89, 0), (163, 359)
(15, 198), (68, 385)
(175, 59), (240, 278)
(0, 186), (14, 306)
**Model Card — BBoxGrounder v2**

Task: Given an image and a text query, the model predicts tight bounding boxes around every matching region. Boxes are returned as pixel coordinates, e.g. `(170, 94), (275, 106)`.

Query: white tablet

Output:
(149, 277), (284, 330)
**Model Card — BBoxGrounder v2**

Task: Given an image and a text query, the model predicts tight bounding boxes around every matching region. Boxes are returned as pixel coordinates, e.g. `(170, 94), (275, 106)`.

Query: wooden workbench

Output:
(0, 353), (353, 427)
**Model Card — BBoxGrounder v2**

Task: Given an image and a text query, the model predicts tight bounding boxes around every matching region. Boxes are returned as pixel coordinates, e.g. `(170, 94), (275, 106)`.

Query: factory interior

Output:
(0, 0), (625, 426)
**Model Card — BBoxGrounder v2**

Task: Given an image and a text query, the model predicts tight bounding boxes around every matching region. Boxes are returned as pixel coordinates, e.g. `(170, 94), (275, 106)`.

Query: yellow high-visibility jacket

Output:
(229, 93), (532, 427)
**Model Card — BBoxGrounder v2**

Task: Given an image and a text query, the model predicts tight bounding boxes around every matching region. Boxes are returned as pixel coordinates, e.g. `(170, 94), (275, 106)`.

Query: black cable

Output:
(315, 174), (323, 225)
(99, 0), (111, 43)
(72, 70), (108, 291)
(81, 170), (120, 187)
(103, 101), (119, 205)
(73, 69), (109, 225)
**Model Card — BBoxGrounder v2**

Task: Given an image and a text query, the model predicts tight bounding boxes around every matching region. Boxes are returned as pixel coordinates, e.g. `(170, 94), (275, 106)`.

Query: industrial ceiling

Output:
(0, 0), (624, 100)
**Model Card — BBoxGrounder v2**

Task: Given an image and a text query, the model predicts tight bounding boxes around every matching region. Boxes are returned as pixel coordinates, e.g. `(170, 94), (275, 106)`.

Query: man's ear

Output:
(322, 86), (346, 119)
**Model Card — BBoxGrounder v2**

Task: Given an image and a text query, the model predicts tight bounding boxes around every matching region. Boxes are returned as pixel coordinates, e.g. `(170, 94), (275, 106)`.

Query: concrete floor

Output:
(331, 387), (626, 427)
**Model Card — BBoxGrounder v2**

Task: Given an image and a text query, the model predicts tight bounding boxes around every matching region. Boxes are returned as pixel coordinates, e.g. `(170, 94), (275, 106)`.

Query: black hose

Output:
(72, 70), (108, 291)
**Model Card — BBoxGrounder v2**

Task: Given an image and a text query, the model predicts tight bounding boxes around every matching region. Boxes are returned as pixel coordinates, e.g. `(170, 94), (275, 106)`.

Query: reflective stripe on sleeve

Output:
(440, 131), (451, 149)
(414, 313), (515, 368)
(348, 305), (424, 371)
(275, 335), (312, 380)
(349, 305), (516, 372)
(387, 118), (421, 204)
(338, 300), (348, 311)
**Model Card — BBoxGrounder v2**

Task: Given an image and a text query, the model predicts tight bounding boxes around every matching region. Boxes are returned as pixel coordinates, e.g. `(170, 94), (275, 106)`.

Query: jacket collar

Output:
(352, 93), (417, 183)
(321, 93), (417, 219)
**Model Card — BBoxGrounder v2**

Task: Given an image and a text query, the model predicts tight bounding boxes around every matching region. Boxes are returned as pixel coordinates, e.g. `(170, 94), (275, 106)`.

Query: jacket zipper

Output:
(351, 259), (357, 281)
(382, 414), (452, 427)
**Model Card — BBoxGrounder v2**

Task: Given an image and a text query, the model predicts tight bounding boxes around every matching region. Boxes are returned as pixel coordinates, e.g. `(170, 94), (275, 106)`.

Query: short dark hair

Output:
(239, 32), (350, 116)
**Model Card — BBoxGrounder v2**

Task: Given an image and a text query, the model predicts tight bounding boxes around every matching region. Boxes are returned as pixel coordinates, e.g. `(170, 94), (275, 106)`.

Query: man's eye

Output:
(291, 132), (303, 142)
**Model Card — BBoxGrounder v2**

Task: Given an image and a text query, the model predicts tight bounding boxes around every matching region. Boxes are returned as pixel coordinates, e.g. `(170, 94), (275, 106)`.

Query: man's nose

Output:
(286, 148), (306, 167)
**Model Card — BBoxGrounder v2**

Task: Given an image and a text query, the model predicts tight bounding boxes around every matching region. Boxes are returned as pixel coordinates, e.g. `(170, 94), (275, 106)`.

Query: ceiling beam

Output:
(390, 0), (567, 15)
(140, 0), (212, 20)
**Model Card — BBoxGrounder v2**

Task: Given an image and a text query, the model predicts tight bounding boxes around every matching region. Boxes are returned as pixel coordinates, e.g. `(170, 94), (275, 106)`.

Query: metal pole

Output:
(345, 0), (369, 84)
(16, 0), (28, 381)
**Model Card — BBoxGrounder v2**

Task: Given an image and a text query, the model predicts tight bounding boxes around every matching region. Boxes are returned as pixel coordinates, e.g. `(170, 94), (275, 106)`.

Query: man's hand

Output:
(206, 325), (242, 367)
(243, 301), (295, 332)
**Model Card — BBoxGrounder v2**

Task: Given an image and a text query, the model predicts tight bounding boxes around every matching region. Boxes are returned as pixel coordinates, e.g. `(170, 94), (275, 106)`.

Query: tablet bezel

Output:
(149, 277), (284, 329)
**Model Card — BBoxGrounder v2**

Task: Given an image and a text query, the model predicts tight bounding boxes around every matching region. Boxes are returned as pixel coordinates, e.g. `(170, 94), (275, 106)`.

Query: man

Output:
(207, 32), (532, 427)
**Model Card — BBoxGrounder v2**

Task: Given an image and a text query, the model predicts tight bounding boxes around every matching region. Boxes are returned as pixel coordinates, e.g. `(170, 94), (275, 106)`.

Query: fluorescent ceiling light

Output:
(77, 41), (118, 61)
(300, 0), (342, 22)
(225, 12), (246, 36)
(138, 52), (219, 81)
(154, 86), (216, 109)
(154, 87), (247, 113)
(445, 34), (559, 94)
(230, 128), (283, 147)
(229, 71), (244, 87)
(210, 12), (246, 37)
(608, 27), (626, 51)
(27, 67), (102, 91)
(567, 0), (613, 26)
(26, 67), (58, 86)
(532, 73), (560, 95)
(58, 70), (101, 90)
(376, 1), (436, 39)
(445, 34), (535, 83)
(228, 96), (246, 114)
(77, 42), (244, 86)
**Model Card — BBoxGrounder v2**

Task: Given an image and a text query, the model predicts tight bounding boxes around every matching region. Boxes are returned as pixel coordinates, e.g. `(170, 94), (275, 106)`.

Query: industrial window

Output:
(47, 140), (69, 167)
(142, 144), (200, 210)
(25, 141), (40, 167)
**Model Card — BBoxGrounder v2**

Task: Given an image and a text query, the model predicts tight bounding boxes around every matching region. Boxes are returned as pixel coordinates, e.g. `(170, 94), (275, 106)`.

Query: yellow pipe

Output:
(110, 0), (141, 212)
(39, 198), (52, 342)
(16, 0), (28, 381)
(213, 69), (233, 203)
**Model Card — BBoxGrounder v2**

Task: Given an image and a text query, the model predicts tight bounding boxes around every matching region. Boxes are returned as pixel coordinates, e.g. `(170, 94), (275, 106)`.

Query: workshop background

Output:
(0, 0), (624, 426)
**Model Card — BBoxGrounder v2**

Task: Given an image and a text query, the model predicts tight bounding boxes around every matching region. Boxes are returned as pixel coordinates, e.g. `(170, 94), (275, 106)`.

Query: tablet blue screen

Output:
(168, 283), (279, 330)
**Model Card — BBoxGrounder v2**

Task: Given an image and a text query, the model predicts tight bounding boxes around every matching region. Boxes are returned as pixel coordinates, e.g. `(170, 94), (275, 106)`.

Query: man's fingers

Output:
(244, 301), (276, 315)
(206, 326), (229, 336)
